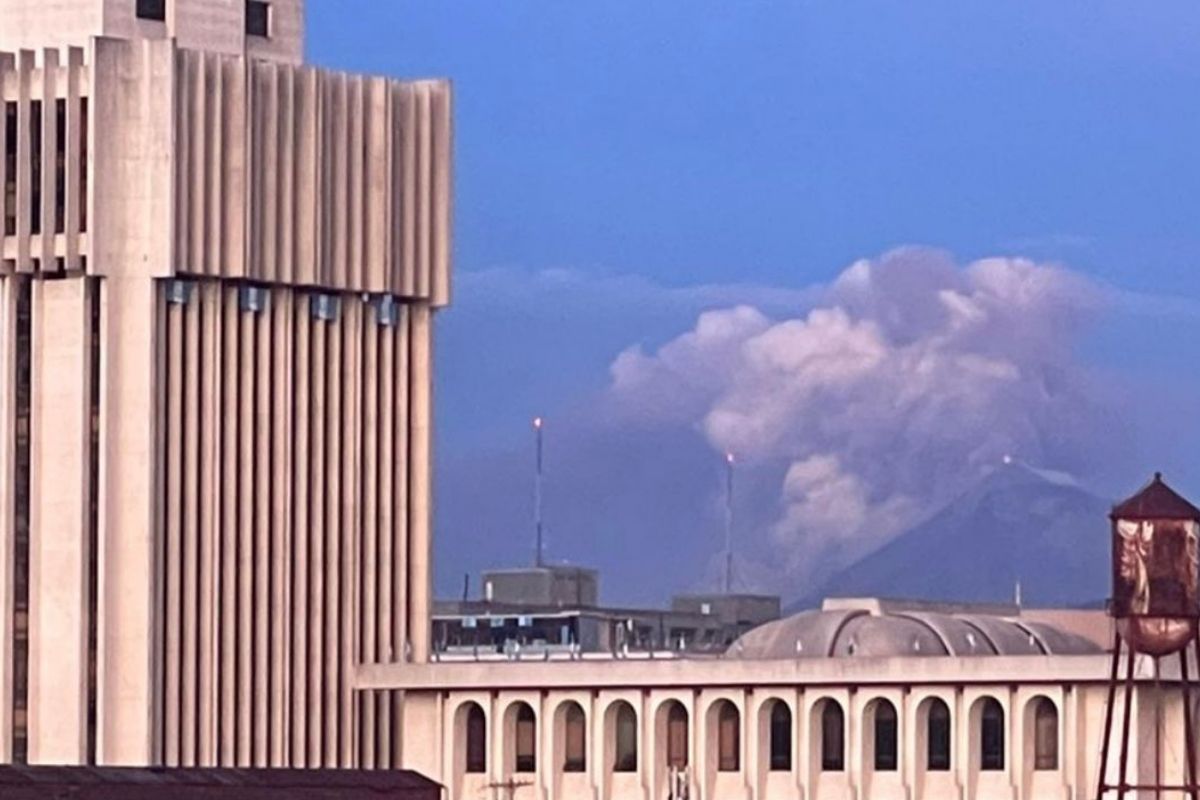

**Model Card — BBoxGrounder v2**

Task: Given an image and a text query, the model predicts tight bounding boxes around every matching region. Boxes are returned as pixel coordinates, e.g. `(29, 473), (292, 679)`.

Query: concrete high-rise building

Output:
(0, 0), (451, 771)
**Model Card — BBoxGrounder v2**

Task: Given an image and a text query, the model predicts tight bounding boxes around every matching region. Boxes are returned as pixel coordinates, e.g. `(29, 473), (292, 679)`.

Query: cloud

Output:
(604, 247), (1118, 580)
(458, 265), (818, 316)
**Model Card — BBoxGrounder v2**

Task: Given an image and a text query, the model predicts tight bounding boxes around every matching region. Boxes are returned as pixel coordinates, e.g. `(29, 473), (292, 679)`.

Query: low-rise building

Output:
(361, 597), (1191, 800)
(433, 567), (782, 658)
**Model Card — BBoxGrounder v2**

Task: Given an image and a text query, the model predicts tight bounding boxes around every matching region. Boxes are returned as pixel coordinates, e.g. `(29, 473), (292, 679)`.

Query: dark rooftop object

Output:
(1111, 473), (1200, 521)
(0, 765), (441, 800)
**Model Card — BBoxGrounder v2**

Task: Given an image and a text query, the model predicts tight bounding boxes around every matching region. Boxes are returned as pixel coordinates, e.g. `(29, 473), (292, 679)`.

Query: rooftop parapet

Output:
(0, 38), (452, 302)
(0, 0), (304, 65)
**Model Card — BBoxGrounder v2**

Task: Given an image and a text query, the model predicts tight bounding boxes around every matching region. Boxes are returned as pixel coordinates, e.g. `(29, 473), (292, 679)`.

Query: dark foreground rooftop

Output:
(0, 765), (440, 800)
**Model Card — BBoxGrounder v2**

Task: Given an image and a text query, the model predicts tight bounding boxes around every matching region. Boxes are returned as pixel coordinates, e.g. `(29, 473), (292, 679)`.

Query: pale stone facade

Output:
(0, 0), (450, 770)
(369, 651), (1195, 800)
(0, 0), (304, 64)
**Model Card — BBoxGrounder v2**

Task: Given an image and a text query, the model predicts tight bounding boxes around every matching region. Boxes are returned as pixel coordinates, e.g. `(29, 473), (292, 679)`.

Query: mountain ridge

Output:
(793, 461), (1112, 611)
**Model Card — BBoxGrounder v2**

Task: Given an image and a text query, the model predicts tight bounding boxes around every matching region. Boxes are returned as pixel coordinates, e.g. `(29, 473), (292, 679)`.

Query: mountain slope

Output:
(802, 461), (1111, 609)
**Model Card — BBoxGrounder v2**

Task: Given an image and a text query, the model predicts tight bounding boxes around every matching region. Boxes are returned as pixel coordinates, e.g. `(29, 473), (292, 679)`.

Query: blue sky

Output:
(309, 2), (1200, 604)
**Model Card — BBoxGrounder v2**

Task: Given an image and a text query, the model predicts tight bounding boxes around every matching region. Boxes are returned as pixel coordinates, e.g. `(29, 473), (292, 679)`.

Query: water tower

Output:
(1098, 473), (1200, 799)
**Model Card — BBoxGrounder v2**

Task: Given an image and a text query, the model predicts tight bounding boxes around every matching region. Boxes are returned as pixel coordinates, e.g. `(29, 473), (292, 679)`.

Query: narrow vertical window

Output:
(716, 701), (740, 772)
(29, 100), (42, 235)
(613, 702), (638, 772)
(769, 701), (792, 772)
(464, 703), (486, 774)
(926, 699), (951, 771)
(514, 703), (536, 773)
(54, 99), (65, 235)
(873, 700), (898, 771)
(563, 703), (586, 773)
(1033, 698), (1058, 771)
(980, 699), (1005, 771)
(4, 102), (15, 235)
(246, 1), (271, 37)
(78, 98), (88, 233)
(666, 702), (688, 769)
(821, 701), (844, 772)
(11, 278), (31, 763)
(85, 279), (100, 764)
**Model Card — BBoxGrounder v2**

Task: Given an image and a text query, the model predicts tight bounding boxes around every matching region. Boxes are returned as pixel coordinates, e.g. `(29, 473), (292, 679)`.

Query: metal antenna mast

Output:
(724, 452), (735, 594)
(533, 417), (545, 567)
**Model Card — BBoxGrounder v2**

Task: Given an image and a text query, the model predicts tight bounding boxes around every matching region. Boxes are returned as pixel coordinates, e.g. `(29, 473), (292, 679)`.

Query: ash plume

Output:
(606, 247), (1115, 580)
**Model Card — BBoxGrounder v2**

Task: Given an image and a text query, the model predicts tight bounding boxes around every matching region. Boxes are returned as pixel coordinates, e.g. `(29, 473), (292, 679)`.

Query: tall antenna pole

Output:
(534, 417), (545, 568)
(724, 452), (735, 594)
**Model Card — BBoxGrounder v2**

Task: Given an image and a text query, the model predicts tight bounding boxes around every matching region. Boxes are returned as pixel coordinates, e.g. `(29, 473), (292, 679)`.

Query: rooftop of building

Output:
(726, 597), (1106, 660)
(0, 0), (304, 64)
(483, 564), (598, 577)
(1112, 472), (1200, 521)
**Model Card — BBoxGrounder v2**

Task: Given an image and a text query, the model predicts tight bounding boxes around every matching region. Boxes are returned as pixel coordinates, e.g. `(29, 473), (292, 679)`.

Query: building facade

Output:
(374, 601), (1197, 800)
(0, 0), (451, 770)
(434, 566), (781, 658)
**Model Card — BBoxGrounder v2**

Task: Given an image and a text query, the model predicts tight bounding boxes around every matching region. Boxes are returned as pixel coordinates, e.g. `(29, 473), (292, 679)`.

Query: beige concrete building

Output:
(0, 0), (450, 771)
(378, 600), (1200, 800)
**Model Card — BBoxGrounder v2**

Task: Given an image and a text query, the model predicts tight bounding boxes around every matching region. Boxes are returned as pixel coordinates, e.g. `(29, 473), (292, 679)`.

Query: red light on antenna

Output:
(533, 417), (543, 429)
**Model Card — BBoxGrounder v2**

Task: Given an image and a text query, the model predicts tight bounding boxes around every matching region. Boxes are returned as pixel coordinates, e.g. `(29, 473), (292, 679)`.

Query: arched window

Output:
(1033, 698), (1058, 771)
(926, 699), (951, 772)
(613, 702), (638, 773)
(667, 702), (689, 769)
(821, 701), (845, 772)
(514, 703), (537, 773)
(716, 701), (740, 772)
(769, 701), (792, 772)
(563, 702), (587, 773)
(980, 699), (1005, 772)
(465, 703), (487, 774)
(873, 700), (898, 771)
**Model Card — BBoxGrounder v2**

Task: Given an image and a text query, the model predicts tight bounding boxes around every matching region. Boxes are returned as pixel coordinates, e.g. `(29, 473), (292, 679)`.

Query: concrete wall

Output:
(152, 282), (434, 770)
(0, 0), (304, 64)
(483, 568), (600, 608)
(403, 673), (1175, 800)
(361, 654), (1187, 800)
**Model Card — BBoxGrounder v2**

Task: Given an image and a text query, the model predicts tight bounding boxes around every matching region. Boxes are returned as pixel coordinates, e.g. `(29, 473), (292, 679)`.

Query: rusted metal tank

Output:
(1111, 473), (1200, 655)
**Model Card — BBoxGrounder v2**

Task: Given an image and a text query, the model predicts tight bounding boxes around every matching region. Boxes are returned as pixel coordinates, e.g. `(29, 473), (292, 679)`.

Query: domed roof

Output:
(726, 598), (1103, 660)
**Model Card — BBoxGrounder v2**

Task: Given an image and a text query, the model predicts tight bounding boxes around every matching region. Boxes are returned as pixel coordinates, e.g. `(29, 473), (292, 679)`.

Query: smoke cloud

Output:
(605, 247), (1115, 580)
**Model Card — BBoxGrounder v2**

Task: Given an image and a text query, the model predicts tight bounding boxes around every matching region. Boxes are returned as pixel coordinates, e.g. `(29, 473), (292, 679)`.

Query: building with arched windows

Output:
(359, 597), (1200, 800)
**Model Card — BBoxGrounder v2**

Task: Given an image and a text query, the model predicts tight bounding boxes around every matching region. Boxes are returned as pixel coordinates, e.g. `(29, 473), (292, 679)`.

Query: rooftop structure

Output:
(1111, 471), (1200, 521)
(435, 567), (782, 659)
(481, 565), (600, 608)
(0, 0), (304, 63)
(728, 597), (1103, 660)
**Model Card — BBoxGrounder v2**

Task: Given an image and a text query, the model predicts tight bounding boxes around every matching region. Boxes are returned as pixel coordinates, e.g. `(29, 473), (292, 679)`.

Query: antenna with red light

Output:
(533, 417), (545, 568)
(724, 452), (735, 594)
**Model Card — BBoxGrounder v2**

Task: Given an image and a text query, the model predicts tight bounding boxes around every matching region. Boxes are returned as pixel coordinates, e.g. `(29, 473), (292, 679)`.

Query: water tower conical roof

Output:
(1111, 473), (1200, 521)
